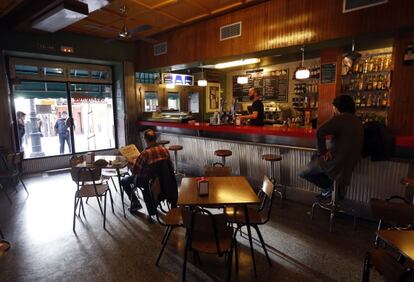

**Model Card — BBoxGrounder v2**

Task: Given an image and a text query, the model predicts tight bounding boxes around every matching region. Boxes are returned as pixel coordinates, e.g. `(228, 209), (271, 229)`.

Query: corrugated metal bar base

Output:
(142, 132), (411, 217)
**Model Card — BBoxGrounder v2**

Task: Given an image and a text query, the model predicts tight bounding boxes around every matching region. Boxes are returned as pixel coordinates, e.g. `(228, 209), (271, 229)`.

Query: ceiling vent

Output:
(220, 21), (242, 41)
(154, 42), (168, 56)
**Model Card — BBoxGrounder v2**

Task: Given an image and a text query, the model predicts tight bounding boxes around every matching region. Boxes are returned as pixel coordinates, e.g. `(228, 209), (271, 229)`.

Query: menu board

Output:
(233, 69), (288, 102)
(321, 63), (336, 84)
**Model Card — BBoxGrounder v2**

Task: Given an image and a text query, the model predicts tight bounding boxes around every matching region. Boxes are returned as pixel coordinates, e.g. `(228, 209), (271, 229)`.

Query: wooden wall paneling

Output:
(136, 0), (414, 71)
(317, 47), (342, 127)
(123, 61), (139, 145)
(388, 34), (414, 135)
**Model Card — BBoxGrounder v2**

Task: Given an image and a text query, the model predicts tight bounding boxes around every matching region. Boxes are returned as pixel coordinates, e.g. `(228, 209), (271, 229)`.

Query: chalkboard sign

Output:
(321, 63), (336, 84)
(343, 0), (387, 13)
(233, 69), (288, 102)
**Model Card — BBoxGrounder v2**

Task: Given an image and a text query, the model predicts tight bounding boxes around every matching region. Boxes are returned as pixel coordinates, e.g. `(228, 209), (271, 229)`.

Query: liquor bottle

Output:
(377, 75), (383, 90)
(367, 93), (373, 107)
(381, 92), (389, 107)
(355, 93), (361, 107)
(360, 94), (367, 107)
(372, 75), (378, 90)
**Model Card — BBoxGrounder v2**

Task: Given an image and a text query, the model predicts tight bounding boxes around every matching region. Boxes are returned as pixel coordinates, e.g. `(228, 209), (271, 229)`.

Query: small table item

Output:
(377, 230), (414, 262)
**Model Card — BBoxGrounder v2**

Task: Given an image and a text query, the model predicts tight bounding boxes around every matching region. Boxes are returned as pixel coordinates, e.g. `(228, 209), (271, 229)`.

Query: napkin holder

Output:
(197, 177), (209, 196)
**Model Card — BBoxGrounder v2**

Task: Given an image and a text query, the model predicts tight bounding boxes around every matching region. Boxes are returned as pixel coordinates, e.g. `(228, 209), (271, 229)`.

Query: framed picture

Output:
(343, 0), (388, 13)
(206, 83), (221, 113)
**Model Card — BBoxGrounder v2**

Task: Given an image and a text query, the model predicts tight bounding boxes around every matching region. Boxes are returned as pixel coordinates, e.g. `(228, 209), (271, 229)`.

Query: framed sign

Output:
(343, 0), (388, 13)
(321, 63), (336, 84)
(206, 82), (221, 113)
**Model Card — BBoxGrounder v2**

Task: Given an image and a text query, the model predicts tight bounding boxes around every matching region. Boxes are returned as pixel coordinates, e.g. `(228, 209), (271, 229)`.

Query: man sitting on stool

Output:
(121, 129), (171, 214)
(299, 95), (364, 200)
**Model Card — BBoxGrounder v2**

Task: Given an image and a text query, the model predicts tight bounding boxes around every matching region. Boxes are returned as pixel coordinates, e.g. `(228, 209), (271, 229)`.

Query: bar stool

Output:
(262, 154), (284, 203)
(214, 149), (232, 166)
(168, 145), (184, 176)
(157, 140), (170, 147)
(401, 177), (414, 204)
(310, 181), (357, 233)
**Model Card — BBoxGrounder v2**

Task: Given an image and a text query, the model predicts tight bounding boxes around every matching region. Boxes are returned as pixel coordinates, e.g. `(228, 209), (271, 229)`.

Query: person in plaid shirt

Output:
(121, 129), (170, 213)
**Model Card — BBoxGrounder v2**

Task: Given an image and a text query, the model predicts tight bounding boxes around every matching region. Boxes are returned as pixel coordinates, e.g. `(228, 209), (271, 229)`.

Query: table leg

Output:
(116, 168), (126, 218)
(244, 204), (257, 277)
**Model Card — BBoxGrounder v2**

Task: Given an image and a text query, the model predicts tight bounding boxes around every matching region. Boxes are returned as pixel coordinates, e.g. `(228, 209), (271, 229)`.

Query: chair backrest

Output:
(5, 152), (23, 173)
(258, 175), (275, 224)
(370, 198), (414, 227)
(69, 155), (84, 167)
(70, 166), (102, 184)
(182, 208), (229, 254)
(204, 165), (231, 177)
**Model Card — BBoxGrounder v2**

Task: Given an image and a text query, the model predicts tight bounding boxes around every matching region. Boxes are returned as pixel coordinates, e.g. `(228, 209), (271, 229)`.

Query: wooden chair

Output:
(204, 165), (231, 177)
(224, 176), (274, 268)
(70, 158), (114, 232)
(363, 248), (414, 282)
(370, 198), (414, 246)
(0, 152), (28, 199)
(147, 176), (183, 266)
(182, 208), (236, 282)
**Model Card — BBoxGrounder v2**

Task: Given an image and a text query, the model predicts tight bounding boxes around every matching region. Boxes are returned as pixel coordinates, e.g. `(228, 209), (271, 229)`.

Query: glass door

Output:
(70, 83), (115, 152)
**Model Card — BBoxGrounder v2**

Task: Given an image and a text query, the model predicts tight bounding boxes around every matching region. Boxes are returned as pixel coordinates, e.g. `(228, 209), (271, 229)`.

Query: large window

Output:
(10, 58), (115, 159)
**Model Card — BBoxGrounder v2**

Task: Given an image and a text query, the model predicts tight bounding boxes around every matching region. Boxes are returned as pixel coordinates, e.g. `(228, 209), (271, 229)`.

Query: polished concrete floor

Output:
(0, 172), (383, 281)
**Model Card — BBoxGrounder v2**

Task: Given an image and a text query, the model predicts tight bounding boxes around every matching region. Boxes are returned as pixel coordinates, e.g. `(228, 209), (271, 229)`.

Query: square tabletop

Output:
(377, 230), (414, 261)
(178, 176), (260, 207)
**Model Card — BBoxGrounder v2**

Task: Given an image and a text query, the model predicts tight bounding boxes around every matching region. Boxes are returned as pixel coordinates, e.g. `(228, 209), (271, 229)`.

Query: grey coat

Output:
(317, 113), (364, 186)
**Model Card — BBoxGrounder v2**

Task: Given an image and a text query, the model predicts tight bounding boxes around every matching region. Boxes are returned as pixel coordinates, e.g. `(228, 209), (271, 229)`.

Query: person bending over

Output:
(121, 129), (171, 213)
(299, 95), (364, 199)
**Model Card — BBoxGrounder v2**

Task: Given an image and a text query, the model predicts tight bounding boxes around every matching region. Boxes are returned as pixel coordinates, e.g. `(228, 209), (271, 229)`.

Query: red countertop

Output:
(137, 120), (316, 139)
(137, 120), (414, 149)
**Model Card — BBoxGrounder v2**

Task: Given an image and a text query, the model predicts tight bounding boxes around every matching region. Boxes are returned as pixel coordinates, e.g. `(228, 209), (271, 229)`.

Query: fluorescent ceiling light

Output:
(215, 58), (260, 69)
(32, 0), (89, 32)
(237, 76), (248, 84)
(197, 79), (207, 87)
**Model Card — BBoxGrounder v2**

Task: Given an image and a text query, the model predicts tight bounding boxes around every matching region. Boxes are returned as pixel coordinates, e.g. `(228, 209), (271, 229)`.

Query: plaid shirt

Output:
(132, 144), (170, 178)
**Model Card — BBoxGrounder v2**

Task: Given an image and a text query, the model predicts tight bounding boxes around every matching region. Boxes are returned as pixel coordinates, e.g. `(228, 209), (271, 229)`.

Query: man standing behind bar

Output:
(299, 95), (364, 199)
(239, 87), (264, 126)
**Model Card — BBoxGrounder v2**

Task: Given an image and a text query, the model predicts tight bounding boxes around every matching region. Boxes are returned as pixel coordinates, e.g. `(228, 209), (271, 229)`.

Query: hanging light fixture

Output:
(295, 46), (310, 80)
(237, 76), (248, 84)
(197, 65), (207, 87)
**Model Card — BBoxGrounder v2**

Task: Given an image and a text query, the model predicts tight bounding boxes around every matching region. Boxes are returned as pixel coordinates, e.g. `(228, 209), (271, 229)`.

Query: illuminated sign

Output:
(162, 73), (194, 86)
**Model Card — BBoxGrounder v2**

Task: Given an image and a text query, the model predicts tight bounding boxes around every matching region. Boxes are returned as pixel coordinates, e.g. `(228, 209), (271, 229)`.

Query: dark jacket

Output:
(317, 113), (364, 186)
(362, 121), (395, 161)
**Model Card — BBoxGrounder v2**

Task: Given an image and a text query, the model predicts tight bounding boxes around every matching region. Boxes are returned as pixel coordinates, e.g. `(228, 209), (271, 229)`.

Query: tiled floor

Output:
(0, 172), (383, 281)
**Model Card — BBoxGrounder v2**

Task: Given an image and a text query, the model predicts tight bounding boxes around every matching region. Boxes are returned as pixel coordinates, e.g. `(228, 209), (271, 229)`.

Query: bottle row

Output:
(308, 66), (321, 78)
(357, 112), (387, 125)
(342, 73), (391, 92)
(294, 83), (319, 95)
(351, 54), (392, 74)
(292, 96), (318, 108)
(353, 92), (390, 108)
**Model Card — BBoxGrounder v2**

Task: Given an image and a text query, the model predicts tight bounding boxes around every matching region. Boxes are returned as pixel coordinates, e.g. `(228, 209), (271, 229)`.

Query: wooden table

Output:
(76, 155), (129, 217)
(178, 176), (261, 276)
(377, 230), (414, 262)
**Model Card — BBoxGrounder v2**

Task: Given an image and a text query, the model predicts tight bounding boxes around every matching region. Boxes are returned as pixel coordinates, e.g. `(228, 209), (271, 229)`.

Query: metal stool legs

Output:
(268, 161), (284, 204)
(310, 182), (358, 233)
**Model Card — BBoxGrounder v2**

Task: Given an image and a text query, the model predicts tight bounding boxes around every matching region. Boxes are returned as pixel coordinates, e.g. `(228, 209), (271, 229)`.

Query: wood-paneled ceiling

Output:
(1, 0), (263, 42)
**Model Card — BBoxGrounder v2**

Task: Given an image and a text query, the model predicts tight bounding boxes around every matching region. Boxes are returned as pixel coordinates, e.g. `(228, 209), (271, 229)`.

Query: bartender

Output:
(239, 87), (264, 126)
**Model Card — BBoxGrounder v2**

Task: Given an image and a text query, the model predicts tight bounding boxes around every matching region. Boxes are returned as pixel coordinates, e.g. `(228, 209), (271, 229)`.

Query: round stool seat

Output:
(214, 150), (232, 157)
(158, 140), (170, 145)
(169, 145), (183, 151)
(262, 154), (282, 162)
(401, 177), (414, 186)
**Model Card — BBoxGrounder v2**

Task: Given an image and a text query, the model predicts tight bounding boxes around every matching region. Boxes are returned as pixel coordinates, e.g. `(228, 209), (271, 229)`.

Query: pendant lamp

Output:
(295, 46), (310, 80)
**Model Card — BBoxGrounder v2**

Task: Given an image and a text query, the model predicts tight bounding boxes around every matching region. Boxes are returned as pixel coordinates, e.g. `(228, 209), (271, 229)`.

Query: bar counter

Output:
(137, 120), (413, 216)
